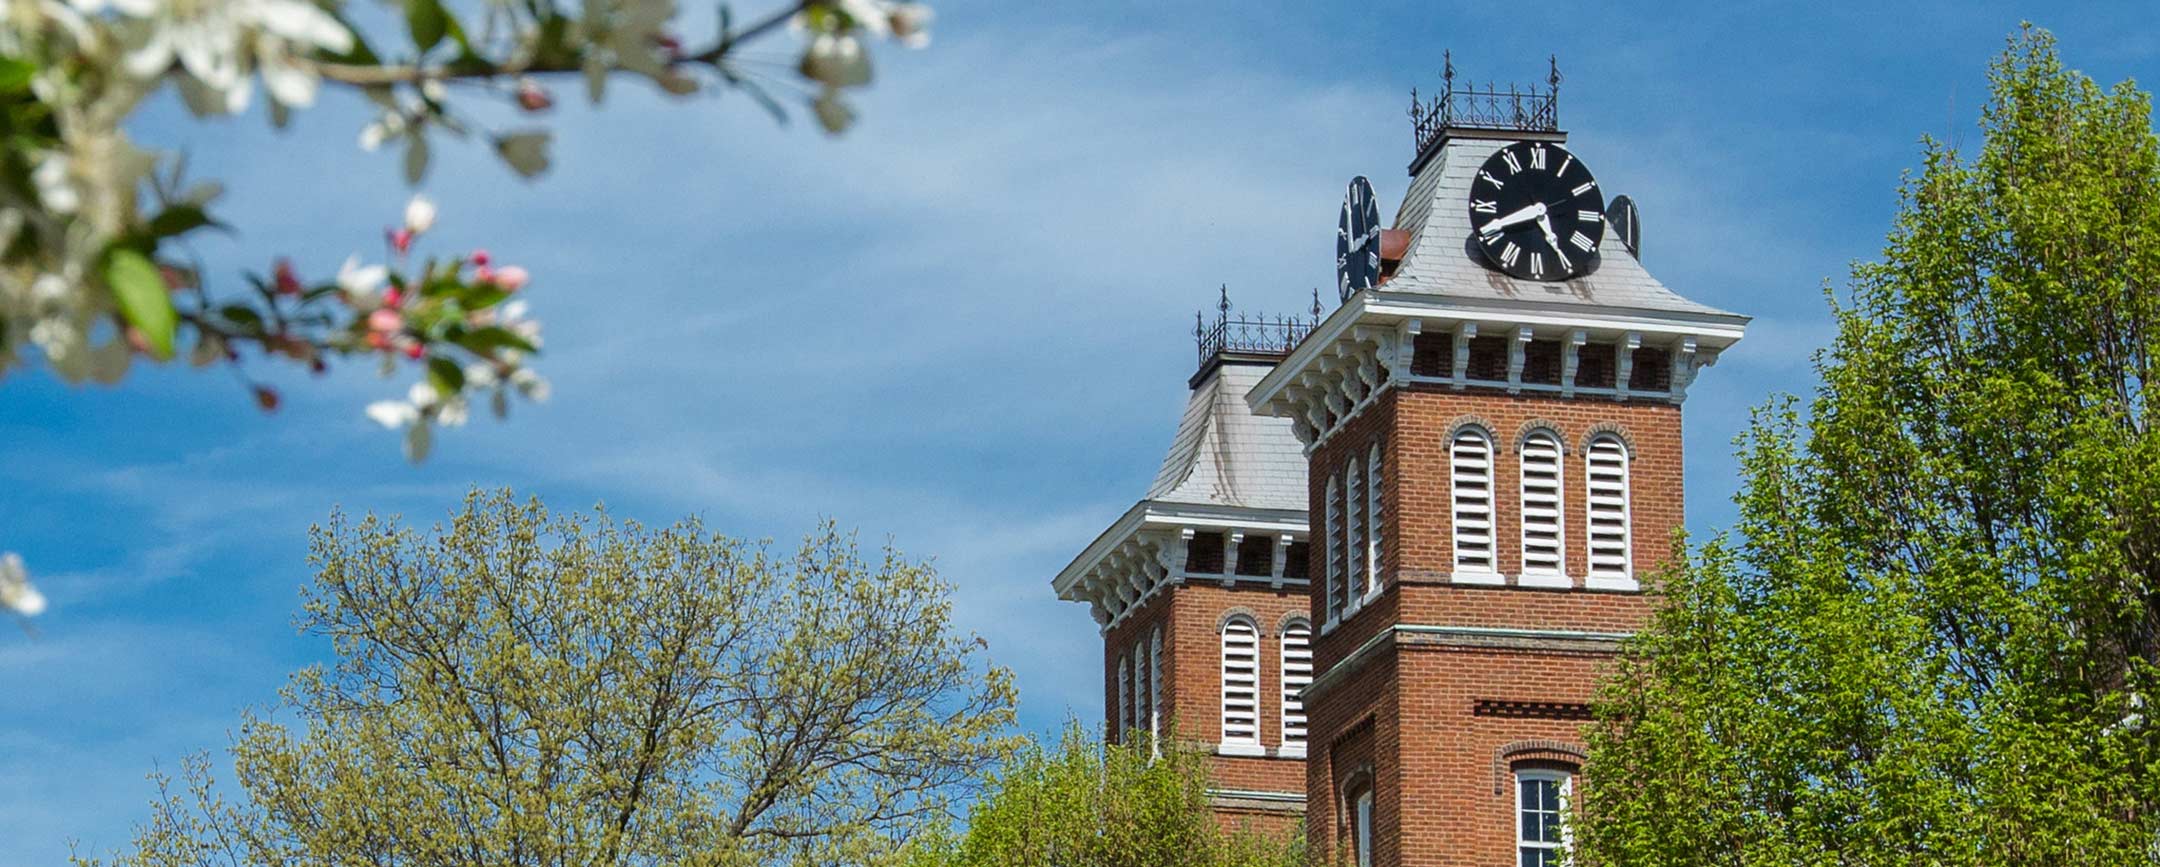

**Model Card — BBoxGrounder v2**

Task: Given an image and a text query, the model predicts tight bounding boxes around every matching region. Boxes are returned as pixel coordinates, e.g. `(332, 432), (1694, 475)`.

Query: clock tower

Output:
(1246, 61), (1748, 866)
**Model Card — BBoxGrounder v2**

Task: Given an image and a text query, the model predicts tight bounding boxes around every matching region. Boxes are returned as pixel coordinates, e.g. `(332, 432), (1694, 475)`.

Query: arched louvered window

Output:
(1519, 431), (1567, 587)
(1365, 443), (1383, 598)
(1131, 637), (1148, 744)
(1450, 428), (1499, 581)
(1585, 434), (1635, 589)
(1325, 474), (1345, 622)
(1116, 653), (1131, 741)
(1345, 459), (1364, 612)
(1281, 620), (1312, 752)
(1147, 628), (1162, 741)
(1220, 616), (1261, 751)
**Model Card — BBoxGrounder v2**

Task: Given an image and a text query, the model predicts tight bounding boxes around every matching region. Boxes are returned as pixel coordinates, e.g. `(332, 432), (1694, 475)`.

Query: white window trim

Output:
(1449, 428), (1497, 581)
(1219, 616), (1262, 751)
(1325, 474), (1344, 621)
(1217, 741), (1268, 757)
(1116, 653), (1131, 739)
(1345, 458), (1363, 615)
(1280, 620), (1311, 752)
(1584, 434), (1638, 592)
(1518, 431), (1570, 589)
(1147, 628), (1162, 742)
(1515, 769), (1573, 866)
(1364, 443), (1383, 598)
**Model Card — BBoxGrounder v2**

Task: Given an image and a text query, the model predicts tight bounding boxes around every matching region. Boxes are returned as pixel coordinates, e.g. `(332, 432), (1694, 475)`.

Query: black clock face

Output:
(1338, 176), (1379, 300)
(1467, 141), (1604, 281)
(1605, 194), (1640, 260)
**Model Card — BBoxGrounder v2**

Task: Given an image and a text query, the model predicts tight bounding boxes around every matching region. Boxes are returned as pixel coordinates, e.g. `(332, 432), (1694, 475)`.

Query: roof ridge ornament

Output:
(1409, 53), (1562, 172)
(1193, 286), (1321, 372)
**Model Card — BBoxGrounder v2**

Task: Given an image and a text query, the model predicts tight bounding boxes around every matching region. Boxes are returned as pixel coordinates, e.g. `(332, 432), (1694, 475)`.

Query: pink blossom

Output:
(273, 258), (302, 295)
(383, 286), (404, 308)
(493, 265), (530, 292)
(470, 249), (491, 267)
(368, 308), (404, 333)
(389, 227), (414, 254)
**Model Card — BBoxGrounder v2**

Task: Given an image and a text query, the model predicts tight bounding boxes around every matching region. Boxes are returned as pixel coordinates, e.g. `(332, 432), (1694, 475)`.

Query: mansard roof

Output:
(1145, 359), (1308, 513)
(1384, 133), (1745, 323)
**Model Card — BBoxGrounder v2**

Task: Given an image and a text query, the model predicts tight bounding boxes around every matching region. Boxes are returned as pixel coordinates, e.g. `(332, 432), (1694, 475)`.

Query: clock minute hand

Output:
(1479, 202), (1546, 237)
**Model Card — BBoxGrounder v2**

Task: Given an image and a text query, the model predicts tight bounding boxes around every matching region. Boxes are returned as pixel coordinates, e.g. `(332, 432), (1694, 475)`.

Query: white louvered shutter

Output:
(1365, 444), (1383, 597)
(1585, 435), (1633, 584)
(1345, 459), (1364, 609)
(1451, 429), (1495, 574)
(1281, 621), (1312, 748)
(1116, 654), (1131, 741)
(1520, 432), (1565, 579)
(1147, 628), (1162, 740)
(1131, 638), (1147, 743)
(1325, 474), (1344, 621)
(1220, 618), (1260, 746)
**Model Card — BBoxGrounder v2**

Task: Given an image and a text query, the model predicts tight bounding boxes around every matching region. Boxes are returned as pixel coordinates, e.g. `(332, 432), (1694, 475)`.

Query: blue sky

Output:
(3, 1), (2155, 861)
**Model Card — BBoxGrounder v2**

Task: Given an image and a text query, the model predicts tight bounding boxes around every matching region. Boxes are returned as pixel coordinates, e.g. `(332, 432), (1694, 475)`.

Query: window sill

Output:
(1276, 744), (1307, 759)
(1517, 572), (1571, 590)
(1217, 741), (1267, 758)
(1450, 571), (1506, 586)
(1585, 575), (1640, 593)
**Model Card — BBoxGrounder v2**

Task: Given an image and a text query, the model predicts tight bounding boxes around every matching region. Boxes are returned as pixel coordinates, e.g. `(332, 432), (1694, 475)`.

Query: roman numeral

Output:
(1530, 252), (1545, 278)
(1570, 231), (1595, 252)
(1501, 151), (1522, 174)
(1578, 210), (1602, 223)
(1530, 145), (1547, 170)
(1552, 248), (1571, 271)
(1479, 170), (1504, 189)
(1558, 155), (1574, 177)
(1500, 242), (1521, 267)
(1572, 181), (1597, 196)
(1472, 199), (1498, 214)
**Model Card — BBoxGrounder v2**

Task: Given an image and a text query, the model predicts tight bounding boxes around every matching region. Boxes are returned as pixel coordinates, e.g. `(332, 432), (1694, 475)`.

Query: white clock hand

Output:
(1480, 202), (1546, 237)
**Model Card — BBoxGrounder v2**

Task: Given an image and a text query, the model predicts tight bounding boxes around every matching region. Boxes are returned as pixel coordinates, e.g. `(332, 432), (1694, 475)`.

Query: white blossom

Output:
(402, 194), (436, 234)
(0, 552), (45, 617)
(801, 32), (869, 88)
(32, 154), (78, 214)
(336, 255), (387, 304)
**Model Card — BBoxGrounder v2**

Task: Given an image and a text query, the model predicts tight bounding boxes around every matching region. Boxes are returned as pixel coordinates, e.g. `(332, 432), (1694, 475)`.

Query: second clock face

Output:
(1467, 141), (1605, 281)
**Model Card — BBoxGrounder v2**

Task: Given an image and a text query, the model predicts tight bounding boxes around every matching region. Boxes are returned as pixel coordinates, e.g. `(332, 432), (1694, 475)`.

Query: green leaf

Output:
(148, 204), (218, 239)
(103, 249), (175, 360)
(405, 0), (448, 53)
(0, 56), (36, 92)
(458, 325), (537, 356)
(459, 285), (511, 310)
(427, 356), (464, 395)
(218, 304), (264, 328)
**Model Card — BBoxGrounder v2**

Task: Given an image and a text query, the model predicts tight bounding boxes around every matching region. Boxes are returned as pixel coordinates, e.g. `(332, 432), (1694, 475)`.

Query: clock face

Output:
(1605, 194), (1640, 260)
(1467, 141), (1605, 281)
(1338, 176), (1379, 300)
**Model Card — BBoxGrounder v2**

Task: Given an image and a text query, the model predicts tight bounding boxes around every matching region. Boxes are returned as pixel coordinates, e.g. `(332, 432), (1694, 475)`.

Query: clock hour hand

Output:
(1478, 202), (1546, 237)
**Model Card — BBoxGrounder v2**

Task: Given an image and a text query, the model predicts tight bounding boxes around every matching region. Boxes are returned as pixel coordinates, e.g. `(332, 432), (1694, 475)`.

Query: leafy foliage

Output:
(76, 489), (1019, 867)
(901, 724), (1304, 867)
(1579, 26), (2160, 866)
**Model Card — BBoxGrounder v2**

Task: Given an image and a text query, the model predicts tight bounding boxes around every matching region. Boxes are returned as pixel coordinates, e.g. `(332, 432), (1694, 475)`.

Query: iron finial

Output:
(1194, 309), (1203, 339)
(1310, 287), (1322, 321)
(1548, 54), (1561, 92)
(1218, 284), (1230, 317)
(1442, 49), (1454, 92)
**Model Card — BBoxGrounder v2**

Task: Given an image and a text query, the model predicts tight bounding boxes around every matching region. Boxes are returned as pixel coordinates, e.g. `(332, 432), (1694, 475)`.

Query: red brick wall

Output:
(1099, 579), (1309, 826)
(1300, 381), (1685, 866)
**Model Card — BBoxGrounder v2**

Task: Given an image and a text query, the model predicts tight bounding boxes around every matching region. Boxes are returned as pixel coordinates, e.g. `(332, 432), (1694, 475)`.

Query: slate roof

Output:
(1384, 137), (1743, 320)
(1144, 359), (1308, 512)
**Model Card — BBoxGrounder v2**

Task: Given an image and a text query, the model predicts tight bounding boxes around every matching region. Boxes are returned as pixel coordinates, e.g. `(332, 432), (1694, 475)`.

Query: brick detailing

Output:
(1492, 741), (1587, 796)
(1472, 700), (1594, 720)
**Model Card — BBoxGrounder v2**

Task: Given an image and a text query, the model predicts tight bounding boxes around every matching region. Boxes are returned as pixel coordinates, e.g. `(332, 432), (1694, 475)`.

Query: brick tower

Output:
(1242, 71), (1749, 865)
(1052, 292), (1320, 836)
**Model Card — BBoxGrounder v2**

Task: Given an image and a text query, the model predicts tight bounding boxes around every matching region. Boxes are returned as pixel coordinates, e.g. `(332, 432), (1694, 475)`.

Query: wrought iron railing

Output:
(1194, 286), (1321, 367)
(1410, 52), (1561, 158)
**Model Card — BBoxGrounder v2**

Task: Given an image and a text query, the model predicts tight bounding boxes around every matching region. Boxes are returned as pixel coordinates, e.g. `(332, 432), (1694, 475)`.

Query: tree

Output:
(76, 489), (1019, 867)
(901, 724), (1305, 867)
(1578, 26), (2160, 866)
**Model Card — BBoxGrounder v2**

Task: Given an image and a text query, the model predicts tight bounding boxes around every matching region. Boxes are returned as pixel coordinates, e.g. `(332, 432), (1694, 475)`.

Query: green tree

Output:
(903, 723), (1304, 867)
(1579, 26), (2160, 866)
(77, 489), (1019, 867)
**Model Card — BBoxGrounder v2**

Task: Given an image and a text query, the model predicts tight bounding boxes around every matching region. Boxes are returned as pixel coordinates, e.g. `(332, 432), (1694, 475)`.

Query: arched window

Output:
(1352, 787), (1375, 867)
(1450, 428), (1498, 581)
(1147, 627), (1162, 741)
(1345, 458), (1364, 612)
(1519, 431), (1567, 587)
(1131, 636), (1147, 744)
(1280, 620), (1312, 752)
(1364, 443), (1383, 598)
(1516, 769), (1572, 866)
(1325, 474), (1344, 622)
(1116, 652), (1131, 741)
(1584, 434), (1634, 589)
(1220, 616), (1261, 751)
